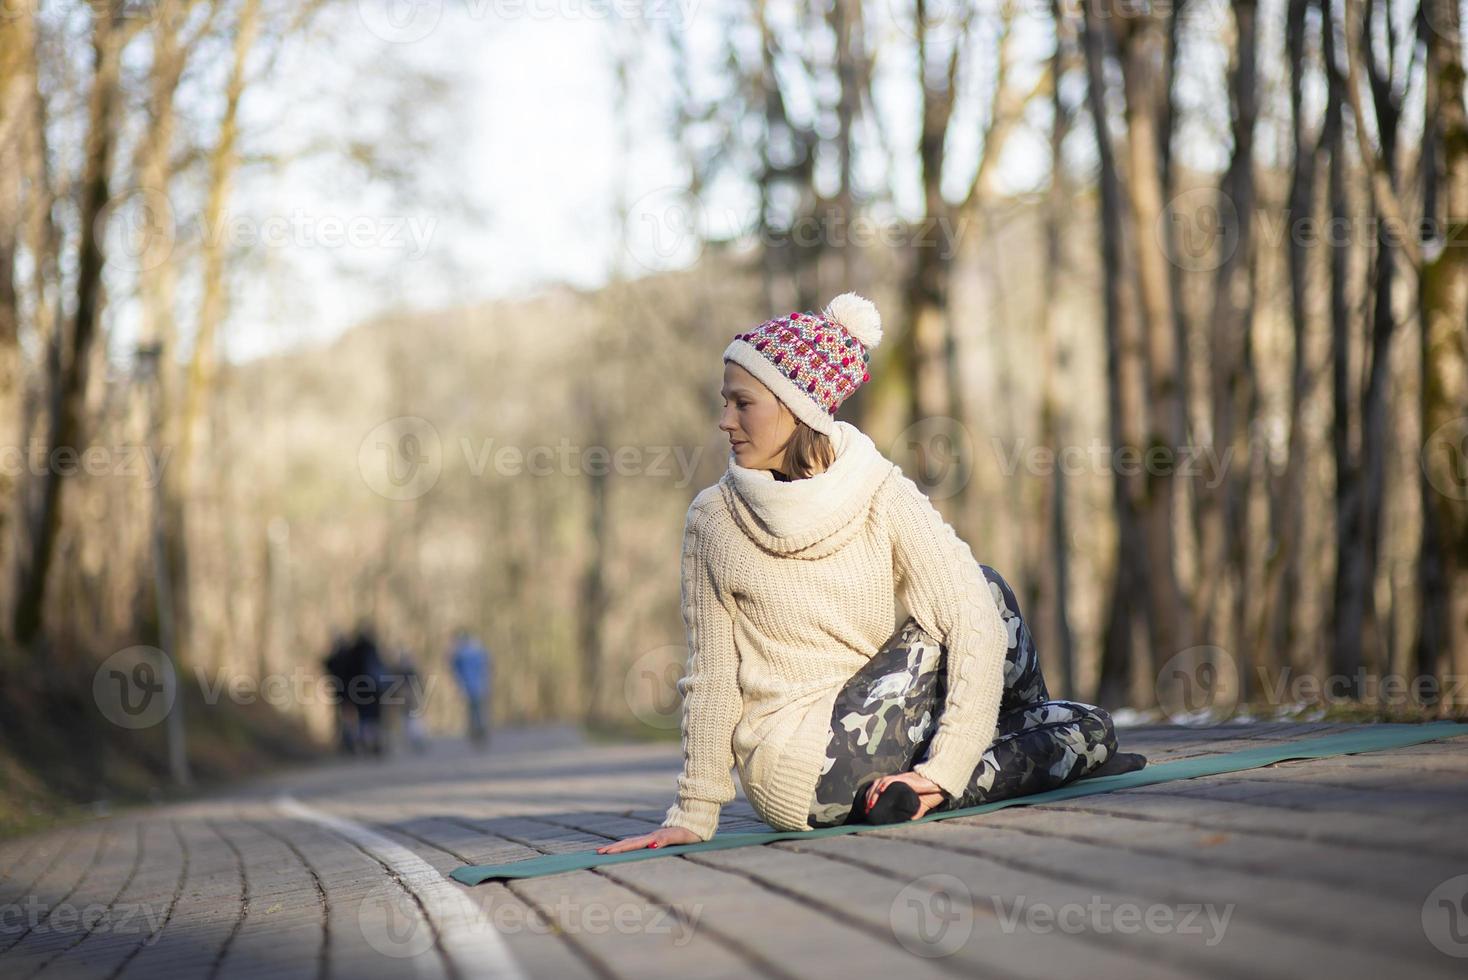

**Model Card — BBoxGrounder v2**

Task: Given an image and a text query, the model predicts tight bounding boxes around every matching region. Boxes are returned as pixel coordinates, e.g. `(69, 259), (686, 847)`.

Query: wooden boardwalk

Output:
(1, 721), (1465, 979)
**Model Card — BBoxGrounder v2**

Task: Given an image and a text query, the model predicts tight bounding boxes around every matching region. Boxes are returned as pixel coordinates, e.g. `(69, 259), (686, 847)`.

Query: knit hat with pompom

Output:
(721, 292), (882, 436)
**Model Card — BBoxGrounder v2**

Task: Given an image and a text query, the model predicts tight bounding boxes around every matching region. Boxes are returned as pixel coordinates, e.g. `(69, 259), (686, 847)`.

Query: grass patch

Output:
(0, 651), (325, 840)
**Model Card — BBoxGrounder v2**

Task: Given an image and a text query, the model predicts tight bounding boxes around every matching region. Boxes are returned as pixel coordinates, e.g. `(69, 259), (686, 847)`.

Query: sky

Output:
(214, 0), (1248, 364)
(221, 2), (678, 361)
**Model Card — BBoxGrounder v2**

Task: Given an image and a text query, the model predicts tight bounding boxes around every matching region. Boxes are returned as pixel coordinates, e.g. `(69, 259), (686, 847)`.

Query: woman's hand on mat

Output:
(865, 771), (947, 820)
(595, 826), (701, 853)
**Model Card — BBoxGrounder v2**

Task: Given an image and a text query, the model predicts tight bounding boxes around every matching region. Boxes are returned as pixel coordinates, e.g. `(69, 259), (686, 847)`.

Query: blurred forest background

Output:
(0, 0), (1465, 827)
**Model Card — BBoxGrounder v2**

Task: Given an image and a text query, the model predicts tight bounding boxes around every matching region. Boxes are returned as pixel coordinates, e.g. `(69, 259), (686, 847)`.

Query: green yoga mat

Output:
(450, 720), (1467, 885)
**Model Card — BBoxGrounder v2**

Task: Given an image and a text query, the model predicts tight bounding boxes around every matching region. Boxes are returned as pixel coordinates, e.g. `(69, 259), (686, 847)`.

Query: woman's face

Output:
(720, 361), (796, 471)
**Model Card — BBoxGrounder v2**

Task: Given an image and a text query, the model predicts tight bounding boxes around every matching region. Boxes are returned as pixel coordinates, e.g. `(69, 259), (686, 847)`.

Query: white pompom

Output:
(823, 292), (882, 349)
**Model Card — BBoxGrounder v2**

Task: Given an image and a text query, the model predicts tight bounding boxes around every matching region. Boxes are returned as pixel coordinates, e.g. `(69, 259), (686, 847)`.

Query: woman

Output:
(598, 292), (1139, 853)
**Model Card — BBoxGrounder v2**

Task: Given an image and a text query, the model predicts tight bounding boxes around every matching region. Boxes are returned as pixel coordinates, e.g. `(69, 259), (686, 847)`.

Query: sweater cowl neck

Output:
(719, 420), (896, 558)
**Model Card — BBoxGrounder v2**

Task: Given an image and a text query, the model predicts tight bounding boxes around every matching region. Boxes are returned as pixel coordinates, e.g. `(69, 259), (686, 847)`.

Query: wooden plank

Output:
(1212, 762), (1468, 798)
(1121, 770), (1465, 822)
(1116, 724), (1362, 762)
(851, 817), (1457, 979)
(693, 835), (1195, 980)
(510, 867), (771, 980)
(8, 722), (1464, 979)
(983, 798), (1456, 900)
(549, 808), (1187, 979)
(1041, 788), (1468, 859)
(366, 822), (603, 980)
(1271, 743), (1468, 773)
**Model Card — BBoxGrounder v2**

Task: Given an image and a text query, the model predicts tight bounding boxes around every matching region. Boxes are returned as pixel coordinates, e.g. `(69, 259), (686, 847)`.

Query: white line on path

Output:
(277, 794), (528, 980)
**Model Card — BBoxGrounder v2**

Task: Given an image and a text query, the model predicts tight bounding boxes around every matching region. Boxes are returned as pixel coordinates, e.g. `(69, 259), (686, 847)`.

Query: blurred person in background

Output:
(394, 646), (430, 754)
(322, 629), (359, 755)
(449, 627), (493, 749)
(349, 623), (387, 758)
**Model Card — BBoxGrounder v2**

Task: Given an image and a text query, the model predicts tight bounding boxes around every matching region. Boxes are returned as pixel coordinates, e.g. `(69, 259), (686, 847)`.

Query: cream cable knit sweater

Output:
(660, 421), (1008, 840)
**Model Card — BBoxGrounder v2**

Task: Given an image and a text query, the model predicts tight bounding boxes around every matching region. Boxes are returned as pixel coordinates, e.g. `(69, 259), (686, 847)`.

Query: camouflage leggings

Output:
(807, 564), (1118, 828)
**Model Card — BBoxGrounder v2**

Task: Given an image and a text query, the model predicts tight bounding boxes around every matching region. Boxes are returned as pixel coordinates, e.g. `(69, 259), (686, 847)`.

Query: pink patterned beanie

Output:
(721, 292), (883, 437)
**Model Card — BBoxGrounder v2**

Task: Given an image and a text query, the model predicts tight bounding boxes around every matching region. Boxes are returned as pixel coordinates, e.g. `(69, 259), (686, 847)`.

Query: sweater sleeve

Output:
(886, 472), (1008, 800)
(660, 497), (742, 841)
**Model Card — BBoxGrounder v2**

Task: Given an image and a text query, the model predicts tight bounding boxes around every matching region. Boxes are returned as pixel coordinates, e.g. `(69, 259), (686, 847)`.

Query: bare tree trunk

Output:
(6, 7), (60, 643)
(578, 408), (611, 722)
(1264, 0), (1321, 677)
(1229, 2), (1264, 699)
(1196, 0), (1260, 698)
(826, 0), (866, 293)
(751, 0), (819, 315)
(1353, 0), (1406, 675)
(865, 4), (1027, 453)
(1117, 7), (1189, 681)
(1037, 0), (1077, 697)
(1081, 1), (1148, 707)
(134, 345), (191, 785)
(1322, 1), (1364, 694)
(1419, 0), (1468, 698)
(904, 1), (965, 427)
(167, 0), (261, 673)
(135, 1), (187, 371)
(17, 4), (58, 460)
(574, 289), (619, 724)
(0, 9), (26, 638)
(126, 0), (192, 657)
(1413, 2), (1446, 703)
(12, 8), (126, 645)
(1159, 0), (1196, 592)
